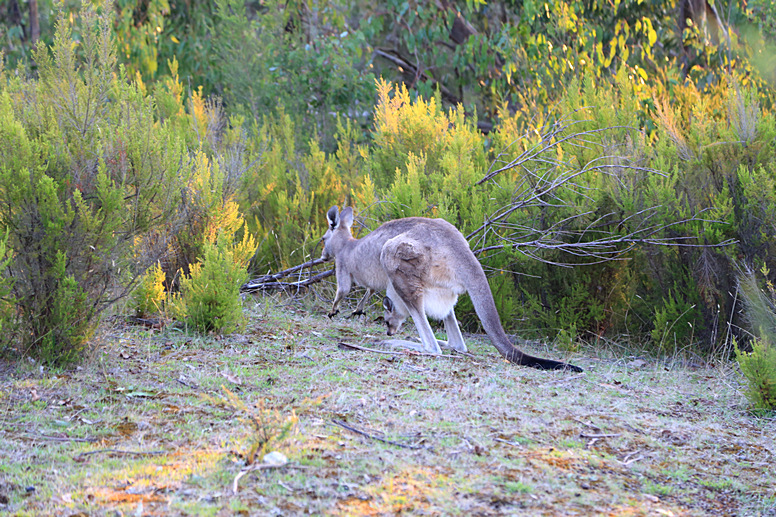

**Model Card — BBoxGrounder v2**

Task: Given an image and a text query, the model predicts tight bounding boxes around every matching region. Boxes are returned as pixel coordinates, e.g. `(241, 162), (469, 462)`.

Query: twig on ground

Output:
(622, 422), (648, 435)
(331, 418), (426, 450)
(28, 434), (98, 443)
(620, 451), (645, 465)
(337, 341), (464, 360)
(174, 376), (198, 389)
(580, 432), (621, 449)
(446, 342), (478, 359)
(278, 481), (295, 492)
(572, 418), (602, 431)
(337, 342), (405, 356)
(232, 462), (308, 495)
(74, 449), (165, 460)
(494, 437), (524, 448)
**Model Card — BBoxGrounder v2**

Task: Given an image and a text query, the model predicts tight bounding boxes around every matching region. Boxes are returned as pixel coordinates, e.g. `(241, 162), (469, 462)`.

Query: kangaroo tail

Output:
(465, 259), (583, 372)
(503, 349), (583, 372)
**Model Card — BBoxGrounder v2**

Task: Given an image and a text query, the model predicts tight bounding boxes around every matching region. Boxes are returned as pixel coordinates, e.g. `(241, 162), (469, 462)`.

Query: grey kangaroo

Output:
(321, 205), (582, 372)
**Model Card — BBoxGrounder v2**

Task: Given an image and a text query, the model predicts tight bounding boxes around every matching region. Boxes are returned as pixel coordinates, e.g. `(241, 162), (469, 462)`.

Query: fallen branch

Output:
(241, 258), (333, 293)
(620, 451), (645, 466)
(337, 341), (464, 359)
(174, 376), (199, 390)
(331, 419), (426, 450)
(27, 434), (98, 443)
(573, 418), (602, 431)
(494, 437), (525, 448)
(74, 448), (165, 460)
(337, 342), (405, 356)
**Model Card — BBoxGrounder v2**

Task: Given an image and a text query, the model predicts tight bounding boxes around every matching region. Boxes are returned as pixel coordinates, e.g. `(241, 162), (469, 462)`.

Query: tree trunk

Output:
(30, 0), (40, 43)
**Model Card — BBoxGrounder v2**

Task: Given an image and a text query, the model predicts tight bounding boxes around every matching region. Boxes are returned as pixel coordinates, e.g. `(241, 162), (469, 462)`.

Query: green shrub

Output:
(735, 269), (776, 413)
(0, 229), (16, 354)
(735, 335), (776, 413)
(213, 0), (374, 150)
(176, 231), (252, 334)
(650, 288), (702, 354)
(0, 1), (186, 364)
(35, 251), (92, 365)
(132, 262), (166, 318)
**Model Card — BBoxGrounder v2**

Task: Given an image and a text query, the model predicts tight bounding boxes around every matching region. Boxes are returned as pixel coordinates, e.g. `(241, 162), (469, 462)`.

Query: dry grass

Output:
(1, 295), (774, 516)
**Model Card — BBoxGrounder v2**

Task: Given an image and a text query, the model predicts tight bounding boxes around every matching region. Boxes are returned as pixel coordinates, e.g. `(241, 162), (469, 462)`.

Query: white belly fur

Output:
(423, 288), (458, 320)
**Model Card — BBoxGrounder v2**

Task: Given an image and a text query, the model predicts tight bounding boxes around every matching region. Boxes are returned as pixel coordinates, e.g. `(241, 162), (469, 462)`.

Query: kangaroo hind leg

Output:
(382, 302), (442, 355)
(379, 283), (443, 355)
(380, 236), (443, 355)
(439, 312), (467, 353)
(349, 288), (374, 317)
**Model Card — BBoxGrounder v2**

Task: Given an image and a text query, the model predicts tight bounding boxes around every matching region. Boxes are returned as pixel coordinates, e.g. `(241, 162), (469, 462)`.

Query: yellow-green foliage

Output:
(0, 1), (192, 364)
(175, 227), (255, 334)
(736, 270), (776, 412)
(239, 111), (357, 270)
(736, 336), (776, 413)
(132, 263), (166, 318)
(370, 79), (488, 208)
(113, 0), (171, 79)
(0, 230), (15, 346)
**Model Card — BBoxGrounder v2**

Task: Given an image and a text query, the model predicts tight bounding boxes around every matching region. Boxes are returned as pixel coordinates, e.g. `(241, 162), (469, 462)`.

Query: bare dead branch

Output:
(331, 418), (427, 450)
(74, 449), (165, 460)
(337, 341), (465, 359)
(241, 258), (333, 293)
(374, 48), (460, 105)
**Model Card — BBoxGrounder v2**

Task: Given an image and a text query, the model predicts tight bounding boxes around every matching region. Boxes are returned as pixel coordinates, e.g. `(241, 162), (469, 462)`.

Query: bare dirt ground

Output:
(1, 296), (774, 516)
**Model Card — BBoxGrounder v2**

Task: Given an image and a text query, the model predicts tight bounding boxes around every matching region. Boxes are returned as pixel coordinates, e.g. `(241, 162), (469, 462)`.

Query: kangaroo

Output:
(321, 206), (582, 372)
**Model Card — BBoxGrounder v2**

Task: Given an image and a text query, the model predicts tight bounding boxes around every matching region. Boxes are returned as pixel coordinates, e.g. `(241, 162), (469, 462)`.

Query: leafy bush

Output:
(213, 0), (375, 150)
(175, 229), (254, 334)
(239, 112), (359, 271)
(735, 269), (776, 413)
(0, 229), (16, 354)
(0, 1), (186, 364)
(736, 336), (776, 413)
(132, 262), (166, 318)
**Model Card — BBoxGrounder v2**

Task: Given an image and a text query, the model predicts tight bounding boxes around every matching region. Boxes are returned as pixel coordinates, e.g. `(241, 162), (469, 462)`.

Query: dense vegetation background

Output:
(2, 0), (776, 368)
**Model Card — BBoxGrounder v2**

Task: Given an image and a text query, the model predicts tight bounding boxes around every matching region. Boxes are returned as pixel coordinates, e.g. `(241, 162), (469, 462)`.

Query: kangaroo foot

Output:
(380, 339), (442, 355)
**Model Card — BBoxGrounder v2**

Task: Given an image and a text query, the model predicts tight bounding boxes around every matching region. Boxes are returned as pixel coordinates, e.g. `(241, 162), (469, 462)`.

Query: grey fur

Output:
(321, 206), (582, 372)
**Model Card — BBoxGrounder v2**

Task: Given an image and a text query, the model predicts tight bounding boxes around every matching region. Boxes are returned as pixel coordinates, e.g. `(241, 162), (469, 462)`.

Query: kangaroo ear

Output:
(327, 206), (340, 229)
(383, 297), (394, 311)
(340, 207), (354, 229)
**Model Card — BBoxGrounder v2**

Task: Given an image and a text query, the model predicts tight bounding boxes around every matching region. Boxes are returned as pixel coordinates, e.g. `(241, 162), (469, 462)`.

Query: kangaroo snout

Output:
(383, 296), (405, 336)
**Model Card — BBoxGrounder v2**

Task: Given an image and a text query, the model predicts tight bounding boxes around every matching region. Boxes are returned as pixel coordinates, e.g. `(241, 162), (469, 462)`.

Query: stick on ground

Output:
(337, 341), (465, 359)
(331, 419), (426, 450)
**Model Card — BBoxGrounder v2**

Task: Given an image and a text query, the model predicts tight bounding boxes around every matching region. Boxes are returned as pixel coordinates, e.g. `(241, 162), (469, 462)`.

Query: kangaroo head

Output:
(321, 205), (354, 261)
(383, 296), (407, 336)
